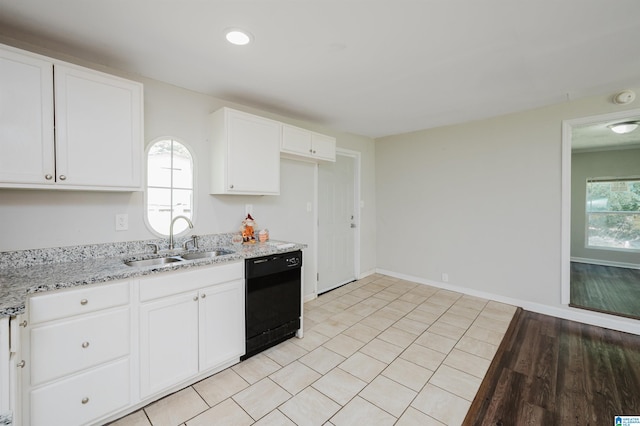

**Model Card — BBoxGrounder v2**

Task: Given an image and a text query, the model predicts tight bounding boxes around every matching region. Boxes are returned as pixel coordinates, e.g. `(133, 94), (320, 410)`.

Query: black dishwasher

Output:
(242, 250), (302, 360)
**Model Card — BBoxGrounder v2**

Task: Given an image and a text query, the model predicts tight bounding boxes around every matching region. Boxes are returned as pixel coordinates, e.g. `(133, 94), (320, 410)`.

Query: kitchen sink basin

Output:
(180, 249), (234, 260)
(124, 249), (235, 267)
(124, 256), (183, 267)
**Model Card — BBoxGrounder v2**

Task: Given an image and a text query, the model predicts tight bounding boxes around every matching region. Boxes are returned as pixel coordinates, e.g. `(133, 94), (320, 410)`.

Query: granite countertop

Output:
(0, 412), (11, 426)
(0, 235), (305, 318)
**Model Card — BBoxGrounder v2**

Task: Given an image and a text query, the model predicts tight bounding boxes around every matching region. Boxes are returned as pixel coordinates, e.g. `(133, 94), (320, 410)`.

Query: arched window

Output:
(146, 138), (194, 236)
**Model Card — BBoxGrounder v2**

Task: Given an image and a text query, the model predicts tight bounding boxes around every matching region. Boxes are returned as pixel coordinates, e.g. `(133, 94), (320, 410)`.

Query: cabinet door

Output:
(226, 109), (280, 194)
(282, 124), (312, 156)
(311, 132), (336, 162)
(0, 46), (55, 185)
(54, 64), (143, 190)
(139, 292), (199, 398)
(199, 279), (245, 371)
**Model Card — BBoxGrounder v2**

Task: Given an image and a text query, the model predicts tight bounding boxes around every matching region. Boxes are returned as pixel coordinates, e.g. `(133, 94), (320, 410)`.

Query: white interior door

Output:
(318, 153), (356, 293)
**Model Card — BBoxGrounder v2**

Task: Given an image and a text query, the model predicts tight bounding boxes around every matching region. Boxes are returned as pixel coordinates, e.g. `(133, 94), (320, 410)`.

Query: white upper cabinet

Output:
(0, 46), (55, 185)
(0, 43), (143, 191)
(281, 124), (336, 162)
(53, 64), (143, 190)
(210, 107), (281, 195)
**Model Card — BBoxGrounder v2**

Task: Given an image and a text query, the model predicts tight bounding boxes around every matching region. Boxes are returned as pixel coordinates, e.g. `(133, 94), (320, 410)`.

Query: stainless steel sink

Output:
(124, 249), (234, 267)
(180, 249), (234, 260)
(124, 256), (183, 267)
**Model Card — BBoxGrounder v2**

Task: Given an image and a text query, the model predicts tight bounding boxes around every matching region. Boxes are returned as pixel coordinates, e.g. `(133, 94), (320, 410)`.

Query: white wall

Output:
(375, 87), (640, 333)
(0, 39), (377, 299)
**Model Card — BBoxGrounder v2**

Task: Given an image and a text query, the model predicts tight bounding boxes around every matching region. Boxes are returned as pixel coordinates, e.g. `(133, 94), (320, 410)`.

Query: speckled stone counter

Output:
(0, 412), (11, 425)
(0, 234), (305, 318)
(0, 412), (11, 426)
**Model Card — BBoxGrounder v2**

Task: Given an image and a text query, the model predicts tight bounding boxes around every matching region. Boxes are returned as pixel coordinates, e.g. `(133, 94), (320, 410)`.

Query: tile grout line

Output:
(132, 275), (515, 426)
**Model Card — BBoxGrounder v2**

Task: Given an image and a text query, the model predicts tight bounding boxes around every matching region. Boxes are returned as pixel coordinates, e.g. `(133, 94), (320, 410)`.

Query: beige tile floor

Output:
(109, 274), (516, 426)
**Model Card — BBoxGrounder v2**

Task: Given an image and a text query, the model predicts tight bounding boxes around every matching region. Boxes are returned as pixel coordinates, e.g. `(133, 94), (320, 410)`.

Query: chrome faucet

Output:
(169, 215), (193, 250)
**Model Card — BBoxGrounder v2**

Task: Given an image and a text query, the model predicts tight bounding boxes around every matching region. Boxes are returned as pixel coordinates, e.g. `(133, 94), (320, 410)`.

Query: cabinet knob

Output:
(80, 299), (88, 305)
(17, 360), (25, 368)
(201, 293), (207, 299)
(59, 174), (67, 181)
(193, 296), (199, 301)
(81, 397), (89, 405)
(312, 150), (316, 154)
(19, 320), (28, 327)
(82, 341), (90, 349)
(229, 184), (234, 189)
(45, 174), (53, 180)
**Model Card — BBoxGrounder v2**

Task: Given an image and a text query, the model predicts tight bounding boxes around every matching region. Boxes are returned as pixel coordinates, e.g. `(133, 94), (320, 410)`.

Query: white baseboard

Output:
(571, 257), (640, 270)
(358, 269), (377, 280)
(376, 268), (640, 336)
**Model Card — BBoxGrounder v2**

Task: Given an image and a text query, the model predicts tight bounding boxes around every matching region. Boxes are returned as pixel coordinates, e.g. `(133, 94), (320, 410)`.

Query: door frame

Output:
(314, 148), (361, 295)
(561, 107), (640, 305)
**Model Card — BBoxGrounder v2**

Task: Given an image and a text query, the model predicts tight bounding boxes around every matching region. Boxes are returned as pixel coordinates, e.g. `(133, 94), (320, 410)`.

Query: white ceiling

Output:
(573, 119), (640, 152)
(1, 0), (640, 138)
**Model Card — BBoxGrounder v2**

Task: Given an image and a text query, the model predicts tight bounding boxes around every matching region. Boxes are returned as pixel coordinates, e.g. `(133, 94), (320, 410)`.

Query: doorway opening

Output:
(561, 108), (640, 320)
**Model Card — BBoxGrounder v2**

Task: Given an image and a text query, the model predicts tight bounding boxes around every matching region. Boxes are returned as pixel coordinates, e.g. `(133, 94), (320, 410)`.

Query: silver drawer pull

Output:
(45, 174), (53, 180)
(82, 341), (90, 349)
(19, 320), (27, 327)
(17, 360), (25, 368)
(80, 299), (88, 305)
(81, 397), (89, 405)
(59, 174), (67, 181)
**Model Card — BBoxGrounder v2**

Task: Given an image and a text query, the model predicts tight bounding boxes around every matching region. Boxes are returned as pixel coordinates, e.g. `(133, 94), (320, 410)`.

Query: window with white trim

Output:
(146, 138), (194, 236)
(586, 178), (640, 250)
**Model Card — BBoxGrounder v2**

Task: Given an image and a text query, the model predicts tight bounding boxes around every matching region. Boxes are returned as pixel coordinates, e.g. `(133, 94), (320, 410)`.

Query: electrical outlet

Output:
(441, 273), (449, 283)
(115, 214), (128, 231)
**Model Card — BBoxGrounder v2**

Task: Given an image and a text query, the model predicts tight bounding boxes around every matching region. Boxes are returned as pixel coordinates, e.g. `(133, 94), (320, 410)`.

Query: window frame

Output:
(585, 177), (640, 252)
(144, 137), (196, 237)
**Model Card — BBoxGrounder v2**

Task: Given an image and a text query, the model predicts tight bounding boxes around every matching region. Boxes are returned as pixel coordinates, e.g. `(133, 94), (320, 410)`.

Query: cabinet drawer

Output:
(30, 358), (130, 426)
(30, 308), (130, 386)
(29, 281), (130, 324)
(139, 261), (243, 302)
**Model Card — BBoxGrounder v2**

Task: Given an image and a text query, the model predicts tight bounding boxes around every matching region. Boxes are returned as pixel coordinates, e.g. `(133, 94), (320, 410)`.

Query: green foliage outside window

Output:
(586, 180), (640, 250)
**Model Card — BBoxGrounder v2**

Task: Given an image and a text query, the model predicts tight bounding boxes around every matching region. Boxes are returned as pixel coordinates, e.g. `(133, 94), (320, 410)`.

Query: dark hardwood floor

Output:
(570, 262), (640, 320)
(464, 309), (640, 425)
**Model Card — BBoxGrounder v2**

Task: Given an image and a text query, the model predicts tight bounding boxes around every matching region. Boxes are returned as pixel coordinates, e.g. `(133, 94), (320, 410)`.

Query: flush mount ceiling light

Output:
(607, 121), (640, 134)
(224, 28), (253, 46)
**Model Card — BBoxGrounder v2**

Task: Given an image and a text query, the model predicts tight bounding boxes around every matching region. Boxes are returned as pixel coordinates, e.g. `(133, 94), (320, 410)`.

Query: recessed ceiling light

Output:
(608, 121), (640, 134)
(225, 28), (253, 46)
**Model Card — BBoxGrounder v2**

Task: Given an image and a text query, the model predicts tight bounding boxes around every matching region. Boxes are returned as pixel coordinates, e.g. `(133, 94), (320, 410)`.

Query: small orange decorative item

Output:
(241, 214), (257, 243)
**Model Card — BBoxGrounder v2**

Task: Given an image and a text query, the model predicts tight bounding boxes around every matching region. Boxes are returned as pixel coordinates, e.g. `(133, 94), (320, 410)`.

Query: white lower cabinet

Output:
(16, 261), (245, 425)
(21, 281), (132, 426)
(30, 358), (130, 426)
(139, 291), (200, 398)
(139, 268), (245, 399)
(199, 281), (245, 372)
(30, 308), (130, 386)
